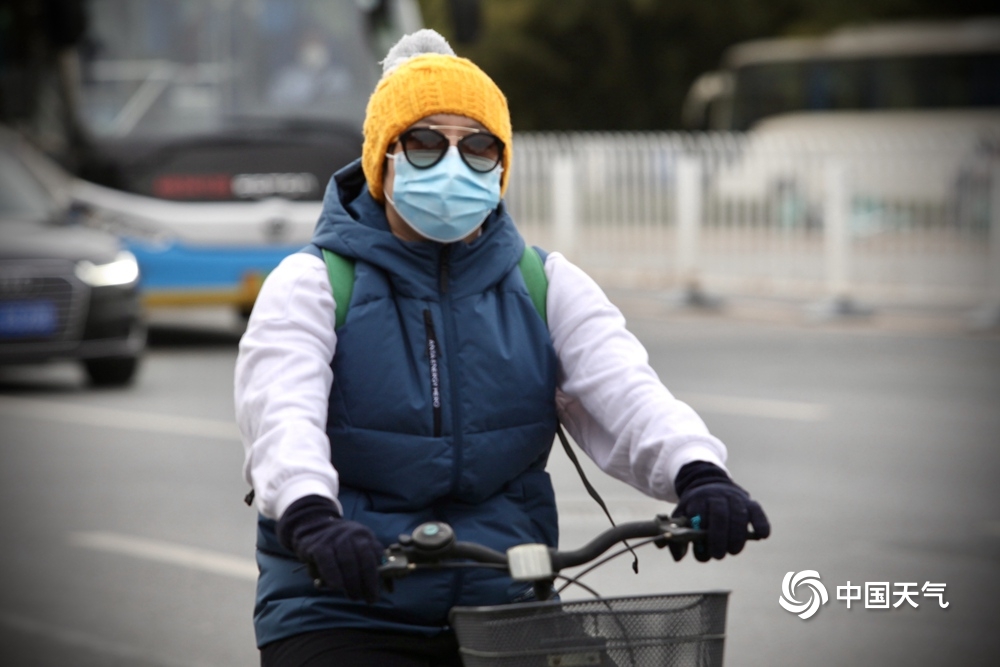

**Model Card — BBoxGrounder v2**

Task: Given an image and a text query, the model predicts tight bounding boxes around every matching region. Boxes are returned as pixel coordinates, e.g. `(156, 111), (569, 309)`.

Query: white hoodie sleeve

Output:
(234, 252), (341, 520)
(545, 251), (728, 503)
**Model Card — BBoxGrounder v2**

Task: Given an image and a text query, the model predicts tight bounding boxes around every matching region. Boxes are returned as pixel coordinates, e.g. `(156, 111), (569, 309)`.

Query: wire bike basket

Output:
(450, 591), (729, 667)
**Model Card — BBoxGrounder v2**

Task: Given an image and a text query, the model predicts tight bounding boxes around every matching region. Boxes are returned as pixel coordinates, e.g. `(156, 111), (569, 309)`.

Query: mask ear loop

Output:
(381, 142), (397, 194)
(380, 152), (413, 236)
(383, 148), (402, 217)
(382, 154), (400, 213)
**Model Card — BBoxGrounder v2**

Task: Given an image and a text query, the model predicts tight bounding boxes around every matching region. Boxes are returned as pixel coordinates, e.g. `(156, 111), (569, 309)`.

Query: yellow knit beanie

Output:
(362, 31), (511, 202)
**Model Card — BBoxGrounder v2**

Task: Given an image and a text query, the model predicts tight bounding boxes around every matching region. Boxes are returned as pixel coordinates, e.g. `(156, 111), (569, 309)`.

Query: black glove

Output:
(669, 461), (770, 562)
(276, 495), (384, 604)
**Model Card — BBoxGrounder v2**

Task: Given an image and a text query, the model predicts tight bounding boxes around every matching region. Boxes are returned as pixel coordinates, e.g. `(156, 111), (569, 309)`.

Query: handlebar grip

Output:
(674, 514), (764, 540)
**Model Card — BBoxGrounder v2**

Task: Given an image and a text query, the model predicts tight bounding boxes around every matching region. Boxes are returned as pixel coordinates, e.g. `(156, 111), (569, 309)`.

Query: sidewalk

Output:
(604, 287), (1000, 337)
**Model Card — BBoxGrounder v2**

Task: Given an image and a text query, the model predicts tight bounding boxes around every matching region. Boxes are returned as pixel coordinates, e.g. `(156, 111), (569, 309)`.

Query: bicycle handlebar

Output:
(551, 516), (691, 570)
(378, 514), (759, 585)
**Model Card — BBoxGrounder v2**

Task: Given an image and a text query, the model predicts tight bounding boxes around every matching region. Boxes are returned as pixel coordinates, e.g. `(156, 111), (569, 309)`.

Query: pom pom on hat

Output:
(362, 29), (511, 202)
(381, 29), (456, 75)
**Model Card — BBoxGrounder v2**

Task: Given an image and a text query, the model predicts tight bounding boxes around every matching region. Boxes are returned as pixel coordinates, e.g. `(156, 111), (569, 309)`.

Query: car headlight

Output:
(75, 251), (140, 287)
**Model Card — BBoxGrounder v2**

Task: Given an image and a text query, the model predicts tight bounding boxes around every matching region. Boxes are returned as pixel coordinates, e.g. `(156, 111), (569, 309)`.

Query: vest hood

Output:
(311, 159), (525, 299)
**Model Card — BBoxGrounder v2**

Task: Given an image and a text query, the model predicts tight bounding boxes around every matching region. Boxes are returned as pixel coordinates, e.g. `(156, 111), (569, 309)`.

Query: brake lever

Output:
(377, 548), (412, 593)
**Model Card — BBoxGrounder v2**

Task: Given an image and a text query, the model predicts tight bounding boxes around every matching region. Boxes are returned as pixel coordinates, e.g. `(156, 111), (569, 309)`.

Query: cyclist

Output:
(234, 29), (770, 667)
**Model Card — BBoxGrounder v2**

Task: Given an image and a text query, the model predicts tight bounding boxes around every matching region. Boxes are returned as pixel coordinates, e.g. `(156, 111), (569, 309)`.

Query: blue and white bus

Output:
(66, 0), (423, 315)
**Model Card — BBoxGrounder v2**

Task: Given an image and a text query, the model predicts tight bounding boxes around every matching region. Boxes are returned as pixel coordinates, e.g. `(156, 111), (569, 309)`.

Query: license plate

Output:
(0, 300), (58, 338)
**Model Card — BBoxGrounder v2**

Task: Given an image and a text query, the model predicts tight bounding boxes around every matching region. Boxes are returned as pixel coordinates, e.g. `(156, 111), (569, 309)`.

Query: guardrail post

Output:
(825, 161), (851, 299)
(970, 162), (1000, 330)
(552, 154), (577, 260)
(810, 159), (869, 319)
(674, 155), (717, 307)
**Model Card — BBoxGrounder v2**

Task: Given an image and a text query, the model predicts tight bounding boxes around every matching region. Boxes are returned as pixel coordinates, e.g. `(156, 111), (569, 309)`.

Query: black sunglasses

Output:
(396, 126), (504, 173)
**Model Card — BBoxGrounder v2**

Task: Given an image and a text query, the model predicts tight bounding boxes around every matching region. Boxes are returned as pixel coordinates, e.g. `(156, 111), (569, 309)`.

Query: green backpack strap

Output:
(321, 249), (355, 329)
(322, 246), (546, 329)
(518, 245), (548, 325)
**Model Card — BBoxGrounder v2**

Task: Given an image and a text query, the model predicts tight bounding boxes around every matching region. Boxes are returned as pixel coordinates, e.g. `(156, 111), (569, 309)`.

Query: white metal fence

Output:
(505, 131), (1000, 312)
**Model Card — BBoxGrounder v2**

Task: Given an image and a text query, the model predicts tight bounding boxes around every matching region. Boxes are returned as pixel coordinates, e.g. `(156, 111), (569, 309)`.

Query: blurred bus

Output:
(63, 0), (423, 316)
(681, 18), (1000, 228)
(682, 17), (1000, 132)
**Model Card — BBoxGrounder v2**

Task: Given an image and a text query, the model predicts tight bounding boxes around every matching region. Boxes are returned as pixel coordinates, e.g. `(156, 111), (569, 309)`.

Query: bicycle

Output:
(378, 514), (760, 667)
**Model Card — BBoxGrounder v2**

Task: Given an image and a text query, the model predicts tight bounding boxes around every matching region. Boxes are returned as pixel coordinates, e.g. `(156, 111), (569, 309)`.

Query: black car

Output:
(0, 127), (145, 386)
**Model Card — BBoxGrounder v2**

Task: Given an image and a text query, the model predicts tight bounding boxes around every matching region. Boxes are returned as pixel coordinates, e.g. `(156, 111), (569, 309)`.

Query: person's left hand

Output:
(669, 461), (770, 562)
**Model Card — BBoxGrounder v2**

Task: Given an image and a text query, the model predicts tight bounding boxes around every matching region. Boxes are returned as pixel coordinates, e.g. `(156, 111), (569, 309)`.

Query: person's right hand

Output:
(276, 495), (384, 604)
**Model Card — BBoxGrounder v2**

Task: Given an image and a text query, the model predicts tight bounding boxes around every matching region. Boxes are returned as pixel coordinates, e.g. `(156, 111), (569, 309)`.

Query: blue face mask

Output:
(386, 146), (502, 243)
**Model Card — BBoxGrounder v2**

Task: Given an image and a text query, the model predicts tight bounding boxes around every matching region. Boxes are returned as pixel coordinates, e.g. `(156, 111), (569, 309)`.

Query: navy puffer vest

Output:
(253, 160), (559, 646)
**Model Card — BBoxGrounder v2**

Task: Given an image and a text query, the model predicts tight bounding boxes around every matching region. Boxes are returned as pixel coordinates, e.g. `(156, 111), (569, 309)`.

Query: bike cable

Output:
(557, 424), (640, 573)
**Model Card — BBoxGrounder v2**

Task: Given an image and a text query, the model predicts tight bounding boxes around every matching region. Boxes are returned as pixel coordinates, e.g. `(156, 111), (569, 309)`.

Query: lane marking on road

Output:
(69, 531), (257, 581)
(0, 610), (206, 667)
(0, 389), (826, 448)
(677, 392), (830, 422)
(0, 396), (239, 440)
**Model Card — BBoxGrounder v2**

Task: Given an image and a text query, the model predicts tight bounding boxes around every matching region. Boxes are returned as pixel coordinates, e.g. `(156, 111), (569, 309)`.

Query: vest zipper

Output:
(438, 245), (464, 496)
(422, 309), (443, 438)
(439, 245), (450, 294)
